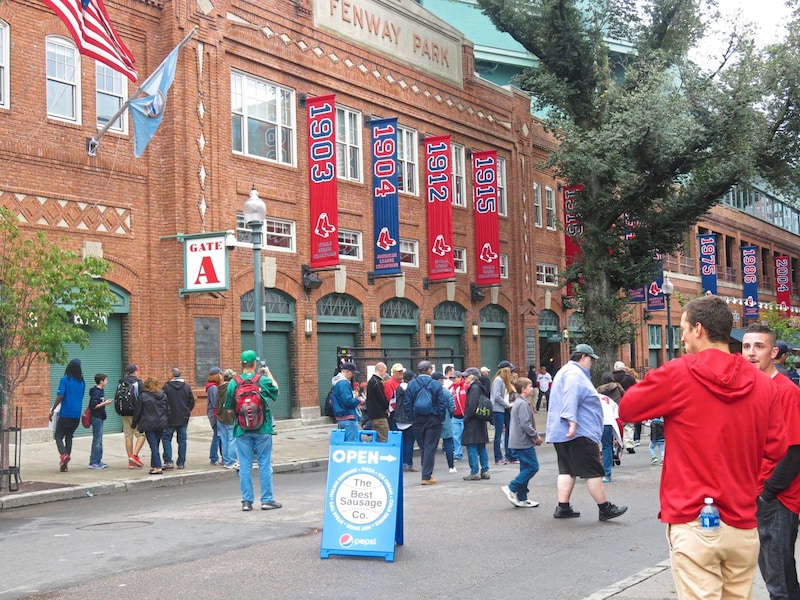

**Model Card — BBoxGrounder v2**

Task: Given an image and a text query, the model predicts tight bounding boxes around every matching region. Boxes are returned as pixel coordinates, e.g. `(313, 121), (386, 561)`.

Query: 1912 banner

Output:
(741, 246), (759, 319)
(775, 255), (791, 316)
(698, 234), (718, 295)
(425, 135), (454, 281)
(563, 185), (584, 297)
(472, 150), (500, 286)
(307, 94), (339, 268)
(370, 118), (401, 275)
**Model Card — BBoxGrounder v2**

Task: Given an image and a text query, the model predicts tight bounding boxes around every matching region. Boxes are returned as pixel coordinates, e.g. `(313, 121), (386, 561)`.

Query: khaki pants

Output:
(668, 520), (759, 600)
(122, 415), (145, 441)
(370, 418), (390, 442)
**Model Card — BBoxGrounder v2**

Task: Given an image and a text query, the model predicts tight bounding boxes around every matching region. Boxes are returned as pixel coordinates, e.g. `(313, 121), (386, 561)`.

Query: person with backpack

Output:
(216, 369), (239, 469)
(206, 367), (224, 466)
(330, 361), (361, 442)
(222, 350), (281, 512)
(403, 360), (446, 485)
(115, 364), (146, 469)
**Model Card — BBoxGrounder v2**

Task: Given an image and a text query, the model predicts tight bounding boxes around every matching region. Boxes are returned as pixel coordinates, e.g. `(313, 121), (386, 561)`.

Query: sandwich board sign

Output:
(320, 429), (404, 562)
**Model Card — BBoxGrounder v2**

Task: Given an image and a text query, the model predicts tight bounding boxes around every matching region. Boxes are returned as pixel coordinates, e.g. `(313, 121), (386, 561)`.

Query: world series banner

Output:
(563, 185), (584, 298)
(775, 256), (791, 316)
(741, 246), (759, 319)
(698, 233), (718, 295)
(472, 150), (500, 286)
(646, 260), (665, 311)
(307, 94), (339, 268)
(425, 135), (454, 281)
(370, 118), (401, 275)
(624, 213), (645, 302)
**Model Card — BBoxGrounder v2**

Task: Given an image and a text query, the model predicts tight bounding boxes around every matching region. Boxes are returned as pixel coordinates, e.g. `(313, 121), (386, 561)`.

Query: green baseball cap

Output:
(241, 350), (258, 363)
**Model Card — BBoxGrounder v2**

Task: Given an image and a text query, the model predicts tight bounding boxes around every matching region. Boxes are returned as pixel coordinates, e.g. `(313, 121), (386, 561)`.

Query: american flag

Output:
(43, 0), (137, 81)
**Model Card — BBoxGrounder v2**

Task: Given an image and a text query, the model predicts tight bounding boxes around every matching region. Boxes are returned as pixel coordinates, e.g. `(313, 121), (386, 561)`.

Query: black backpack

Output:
(114, 377), (137, 416)
(324, 387), (335, 420)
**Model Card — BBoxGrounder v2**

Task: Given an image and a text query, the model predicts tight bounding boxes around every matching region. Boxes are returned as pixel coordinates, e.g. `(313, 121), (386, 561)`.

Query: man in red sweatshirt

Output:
(742, 324), (800, 599)
(620, 295), (787, 600)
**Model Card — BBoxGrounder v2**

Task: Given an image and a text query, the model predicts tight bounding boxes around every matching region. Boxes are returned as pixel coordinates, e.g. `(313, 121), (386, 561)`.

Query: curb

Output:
(0, 458), (330, 510)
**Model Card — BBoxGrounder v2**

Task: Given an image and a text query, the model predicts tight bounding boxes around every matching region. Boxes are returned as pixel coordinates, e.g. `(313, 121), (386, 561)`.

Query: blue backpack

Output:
(411, 379), (437, 416)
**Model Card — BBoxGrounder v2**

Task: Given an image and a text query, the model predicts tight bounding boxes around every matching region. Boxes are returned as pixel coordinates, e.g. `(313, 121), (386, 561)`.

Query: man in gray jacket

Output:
(162, 367), (195, 469)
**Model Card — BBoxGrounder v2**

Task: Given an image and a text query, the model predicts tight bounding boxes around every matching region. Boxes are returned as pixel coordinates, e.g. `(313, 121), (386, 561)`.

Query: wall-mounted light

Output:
(472, 322), (479, 339)
(370, 318), (377, 339)
(425, 320), (432, 339)
(563, 328), (570, 341)
(304, 314), (313, 337)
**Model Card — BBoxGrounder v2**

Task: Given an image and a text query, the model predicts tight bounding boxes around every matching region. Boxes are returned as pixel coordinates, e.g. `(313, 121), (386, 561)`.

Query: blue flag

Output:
(129, 42), (181, 157)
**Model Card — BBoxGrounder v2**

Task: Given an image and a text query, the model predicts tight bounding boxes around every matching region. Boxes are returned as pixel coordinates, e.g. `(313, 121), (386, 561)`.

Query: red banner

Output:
(425, 135), (454, 281)
(307, 94), (339, 268)
(775, 255), (791, 316)
(472, 150), (500, 286)
(562, 185), (584, 297)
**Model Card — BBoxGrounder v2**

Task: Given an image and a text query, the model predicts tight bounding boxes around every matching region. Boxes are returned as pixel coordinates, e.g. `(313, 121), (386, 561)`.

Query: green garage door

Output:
(240, 325), (292, 420)
(317, 331), (356, 408)
(49, 314), (124, 436)
(380, 331), (413, 367)
(480, 331), (503, 375)
(432, 332), (463, 371)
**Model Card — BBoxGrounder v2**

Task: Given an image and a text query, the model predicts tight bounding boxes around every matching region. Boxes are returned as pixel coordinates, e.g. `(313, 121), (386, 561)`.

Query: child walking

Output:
(501, 377), (543, 508)
(88, 374), (113, 469)
(649, 417), (665, 465)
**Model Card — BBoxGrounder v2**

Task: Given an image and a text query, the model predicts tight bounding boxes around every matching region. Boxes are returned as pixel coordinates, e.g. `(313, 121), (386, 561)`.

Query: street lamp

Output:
(663, 277), (675, 361)
(244, 185), (266, 359)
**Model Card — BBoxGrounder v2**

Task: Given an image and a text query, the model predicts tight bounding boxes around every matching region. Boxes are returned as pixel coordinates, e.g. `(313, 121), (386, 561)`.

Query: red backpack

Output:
(233, 374), (266, 430)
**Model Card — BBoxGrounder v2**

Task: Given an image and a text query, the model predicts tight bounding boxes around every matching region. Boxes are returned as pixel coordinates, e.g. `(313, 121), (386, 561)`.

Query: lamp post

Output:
(662, 277), (675, 361)
(244, 185), (266, 359)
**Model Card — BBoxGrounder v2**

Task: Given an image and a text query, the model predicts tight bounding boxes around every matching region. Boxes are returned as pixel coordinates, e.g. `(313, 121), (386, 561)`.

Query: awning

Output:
(730, 328), (745, 342)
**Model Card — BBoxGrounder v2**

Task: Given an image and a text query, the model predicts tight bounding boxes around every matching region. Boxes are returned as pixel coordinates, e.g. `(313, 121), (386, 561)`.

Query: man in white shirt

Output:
(536, 365), (552, 412)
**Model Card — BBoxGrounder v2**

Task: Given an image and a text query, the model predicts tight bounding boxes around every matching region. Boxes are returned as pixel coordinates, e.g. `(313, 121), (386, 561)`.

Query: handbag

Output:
(81, 406), (92, 428)
(475, 395), (493, 422)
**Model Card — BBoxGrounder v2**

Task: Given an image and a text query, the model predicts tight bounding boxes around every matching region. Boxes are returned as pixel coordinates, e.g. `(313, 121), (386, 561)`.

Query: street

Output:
(0, 443), (674, 599)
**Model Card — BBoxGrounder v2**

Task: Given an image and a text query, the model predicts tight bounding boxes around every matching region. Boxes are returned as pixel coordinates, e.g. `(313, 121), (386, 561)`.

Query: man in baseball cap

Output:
(404, 359), (446, 485)
(331, 361), (360, 442)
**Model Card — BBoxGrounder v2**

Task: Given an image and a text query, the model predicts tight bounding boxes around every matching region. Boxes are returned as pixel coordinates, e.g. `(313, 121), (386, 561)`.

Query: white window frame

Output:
(533, 181), (543, 227)
(336, 105), (362, 183)
(231, 70), (296, 166)
(545, 186), (557, 230)
(536, 263), (558, 285)
(451, 143), (466, 207)
(0, 21), (8, 110)
(338, 228), (362, 260)
(96, 63), (127, 133)
(454, 247), (467, 273)
(497, 157), (507, 216)
(46, 36), (81, 123)
(500, 253), (508, 279)
(399, 238), (419, 267)
(263, 217), (295, 252)
(397, 125), (418, 195)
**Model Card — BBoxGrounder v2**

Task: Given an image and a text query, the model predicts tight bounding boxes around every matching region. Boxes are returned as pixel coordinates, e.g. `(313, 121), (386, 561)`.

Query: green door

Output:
(240, 324), (292, 420)
(317, 331), (356, 409)
(433, 332), (463, 371)
(380, 331), (413, 367)
(480, 331), (503, 375)
(49, 314), (124, 436)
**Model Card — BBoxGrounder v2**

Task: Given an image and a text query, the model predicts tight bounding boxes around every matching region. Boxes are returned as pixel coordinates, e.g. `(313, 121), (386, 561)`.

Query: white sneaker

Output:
(501, 485), (518, 506)
(449, 467), (457, 474)
(519, 500), (540, 508)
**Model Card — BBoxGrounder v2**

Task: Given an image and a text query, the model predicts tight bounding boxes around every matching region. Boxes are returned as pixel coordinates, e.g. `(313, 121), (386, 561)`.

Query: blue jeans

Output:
(217, 422), (238, 466)
(493, 412), (505, 462)
(89, 417), (104, 464)
(649, 439), (665, 461)
(602, 425), (614, 477)
(337, 419), (359, 442)
(442, 437), (454, 469)
(451, 418), (464, 459)
(162, 425), (187, 466)
(467, 443), (489, 475)
(209, 421), (221, 463)
(413, 415), (443, 480)
(508, 447), (539, 502)
(757, 497), (800, 599)
(145, 430), (163, 469)
(400, 426), (416, 467)
(236, 432), (275, 504)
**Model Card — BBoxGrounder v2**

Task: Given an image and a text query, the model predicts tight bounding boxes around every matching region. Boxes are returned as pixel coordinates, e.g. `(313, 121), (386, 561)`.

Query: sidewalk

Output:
(0, 416), (770, 600)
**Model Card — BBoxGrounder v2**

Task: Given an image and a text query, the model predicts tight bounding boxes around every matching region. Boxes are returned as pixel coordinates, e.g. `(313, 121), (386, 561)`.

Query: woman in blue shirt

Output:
(49, 359), (85, 472)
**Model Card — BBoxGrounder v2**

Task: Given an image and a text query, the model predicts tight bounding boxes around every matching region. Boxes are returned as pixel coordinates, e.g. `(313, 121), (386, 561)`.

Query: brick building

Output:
(1, 0), (569, 436)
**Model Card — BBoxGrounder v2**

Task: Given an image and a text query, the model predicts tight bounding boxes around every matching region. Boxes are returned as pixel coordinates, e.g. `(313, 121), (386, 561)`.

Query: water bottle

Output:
(699, 497), (720, 531)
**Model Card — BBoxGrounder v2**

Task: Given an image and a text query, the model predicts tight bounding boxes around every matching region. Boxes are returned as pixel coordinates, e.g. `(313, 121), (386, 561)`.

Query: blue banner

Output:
(741, 246), (759, 319)
(370, 118), (401, 275)
(698, 234), (718, 295)
(647, 262), (665, 311)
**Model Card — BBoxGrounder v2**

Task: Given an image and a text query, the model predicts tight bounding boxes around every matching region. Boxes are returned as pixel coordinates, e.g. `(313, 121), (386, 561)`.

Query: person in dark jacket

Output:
(366, 362), (390, 442)
(461, 367), (490, 481)
(404, 360), (447, 485)
(161, 367), (195, 470)
(132, 377), (169, 475)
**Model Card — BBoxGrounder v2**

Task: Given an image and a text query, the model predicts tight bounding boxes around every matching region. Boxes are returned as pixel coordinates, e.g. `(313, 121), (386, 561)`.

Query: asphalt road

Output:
(1, 444), (668, 600)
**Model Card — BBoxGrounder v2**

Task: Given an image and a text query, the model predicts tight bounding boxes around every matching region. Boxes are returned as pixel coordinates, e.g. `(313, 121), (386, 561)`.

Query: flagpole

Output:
(87, 27), (197, 157)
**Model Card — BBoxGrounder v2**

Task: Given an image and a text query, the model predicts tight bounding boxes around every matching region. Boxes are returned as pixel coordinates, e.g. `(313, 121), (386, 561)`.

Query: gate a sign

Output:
(179, 232), (230, 295)
(320, 430), (404, 562)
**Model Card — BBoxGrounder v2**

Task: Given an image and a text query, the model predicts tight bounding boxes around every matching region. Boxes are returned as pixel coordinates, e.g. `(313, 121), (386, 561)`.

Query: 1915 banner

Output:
(562, 185), (584, 298)
(472, 150), (500, 287)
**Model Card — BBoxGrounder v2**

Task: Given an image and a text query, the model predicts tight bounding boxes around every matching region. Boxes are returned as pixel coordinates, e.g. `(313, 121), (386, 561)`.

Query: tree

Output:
(0, 207), (113, 437)
(475, 0), (800, 370)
